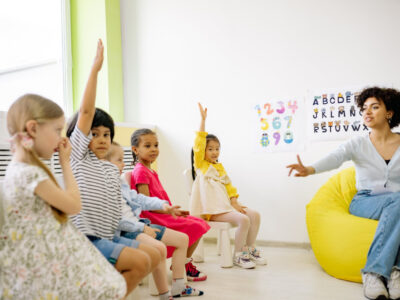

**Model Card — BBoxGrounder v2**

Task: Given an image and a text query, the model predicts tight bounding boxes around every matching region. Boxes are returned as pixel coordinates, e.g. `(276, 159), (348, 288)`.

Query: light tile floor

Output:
(134, 244), (363, 300)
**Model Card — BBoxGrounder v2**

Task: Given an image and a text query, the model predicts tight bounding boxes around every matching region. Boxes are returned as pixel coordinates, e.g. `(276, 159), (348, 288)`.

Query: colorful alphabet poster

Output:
(308, 88), (369, 141)
(253, 99), (304, 152)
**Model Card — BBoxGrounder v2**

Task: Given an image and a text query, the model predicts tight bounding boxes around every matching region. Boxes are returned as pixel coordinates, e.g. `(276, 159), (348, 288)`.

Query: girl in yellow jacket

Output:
(190, 103), (267, 269)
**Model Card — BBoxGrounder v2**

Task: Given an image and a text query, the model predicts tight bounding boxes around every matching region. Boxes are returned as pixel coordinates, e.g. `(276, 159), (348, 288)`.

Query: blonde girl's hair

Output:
(7, 94), (67, 223)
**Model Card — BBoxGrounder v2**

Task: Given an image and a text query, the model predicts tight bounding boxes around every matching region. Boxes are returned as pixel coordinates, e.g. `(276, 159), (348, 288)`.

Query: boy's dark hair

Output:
(130, 128), (156, 165)
(191, 134), (220, 180)
(356, 87), (400, 129)
(66, 108), (115, 141)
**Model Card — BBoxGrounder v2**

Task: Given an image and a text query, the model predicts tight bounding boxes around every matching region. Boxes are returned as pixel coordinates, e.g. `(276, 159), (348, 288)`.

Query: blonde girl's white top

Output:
(190, 131), (238, 219)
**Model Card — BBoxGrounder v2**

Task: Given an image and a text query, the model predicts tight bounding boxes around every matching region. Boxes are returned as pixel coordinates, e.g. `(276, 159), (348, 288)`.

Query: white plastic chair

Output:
(183, 169), (236, 268)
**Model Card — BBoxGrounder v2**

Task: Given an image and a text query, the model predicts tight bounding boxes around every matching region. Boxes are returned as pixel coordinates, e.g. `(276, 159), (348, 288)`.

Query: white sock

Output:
(185, 257), (191, 264)
(171, 278), (185, 296)
(159, 291), (170, 300)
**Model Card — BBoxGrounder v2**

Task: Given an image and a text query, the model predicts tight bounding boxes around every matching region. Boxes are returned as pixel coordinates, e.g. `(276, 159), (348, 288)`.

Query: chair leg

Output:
(220, 229), (233, 268)
(193, 237), (204, 263)
(217, 229), (222, 256)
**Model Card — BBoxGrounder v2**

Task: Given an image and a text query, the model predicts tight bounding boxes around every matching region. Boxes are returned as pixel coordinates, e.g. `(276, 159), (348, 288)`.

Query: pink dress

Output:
(130, 163), (210, 257)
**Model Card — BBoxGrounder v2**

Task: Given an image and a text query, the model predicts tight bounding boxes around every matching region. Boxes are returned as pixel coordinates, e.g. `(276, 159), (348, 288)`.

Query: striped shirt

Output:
(69, 126), (122, 240)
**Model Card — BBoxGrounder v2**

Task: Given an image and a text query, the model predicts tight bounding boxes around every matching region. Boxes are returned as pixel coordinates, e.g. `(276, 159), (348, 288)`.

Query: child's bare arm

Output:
(136, 183), (150, 196)
(198, 102), (207, 132)
(77, 39), (104, 135)
(35, 137), (81, 215)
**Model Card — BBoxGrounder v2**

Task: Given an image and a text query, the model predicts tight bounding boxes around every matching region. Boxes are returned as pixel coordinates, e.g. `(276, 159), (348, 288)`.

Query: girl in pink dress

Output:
(125, 129), (210, 282)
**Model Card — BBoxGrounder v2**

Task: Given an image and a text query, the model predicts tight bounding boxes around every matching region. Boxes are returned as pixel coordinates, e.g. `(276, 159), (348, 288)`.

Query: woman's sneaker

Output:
(388, 269), (400, 300)
(233, 251), (256, 269)
(248, 246), (267, 266)
(172, 285), (204, 297)
(185, 259), (207, 281)
(362, 272), (388, 300)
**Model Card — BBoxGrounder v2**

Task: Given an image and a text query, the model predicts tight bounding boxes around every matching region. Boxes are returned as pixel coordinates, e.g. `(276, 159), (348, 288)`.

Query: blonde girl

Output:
(0, 94), (126, 299)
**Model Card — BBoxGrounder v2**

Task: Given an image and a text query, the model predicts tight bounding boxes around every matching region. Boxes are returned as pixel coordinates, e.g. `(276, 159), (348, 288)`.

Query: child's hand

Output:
(198, 102), (207, 121)
(143, 225), (160, 239)
(286, 154), (315, 177)
(231, 201), (247, 214)
(163, 204), (181, 218)
(58, 138), (72, 166)
(92, 39), (104, 72)
(175, 209), (190, 217)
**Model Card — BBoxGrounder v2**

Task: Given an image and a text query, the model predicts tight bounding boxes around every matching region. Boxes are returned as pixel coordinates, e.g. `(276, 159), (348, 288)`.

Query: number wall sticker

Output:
(253, 99), (302, 152)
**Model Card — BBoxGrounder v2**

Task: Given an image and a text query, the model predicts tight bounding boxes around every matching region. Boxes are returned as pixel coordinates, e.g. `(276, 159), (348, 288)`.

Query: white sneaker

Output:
(362, 272), (388, 300)
(388, 269), (400, 300)
(248, 246), (267, 266)
(233, 251), (256, 269)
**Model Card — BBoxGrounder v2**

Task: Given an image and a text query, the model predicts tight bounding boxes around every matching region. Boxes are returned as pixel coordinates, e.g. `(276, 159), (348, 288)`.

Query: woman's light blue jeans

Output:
(350, 190), (400, 279)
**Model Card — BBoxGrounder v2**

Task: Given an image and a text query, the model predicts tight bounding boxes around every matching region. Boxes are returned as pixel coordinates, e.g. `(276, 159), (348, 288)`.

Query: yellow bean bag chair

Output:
(306, 167), (378, 283)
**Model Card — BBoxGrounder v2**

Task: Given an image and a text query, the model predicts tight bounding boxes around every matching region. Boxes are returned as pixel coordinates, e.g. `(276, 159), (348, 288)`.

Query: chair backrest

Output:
(182, 168), (194, 198)
(0, 181), (4, 231)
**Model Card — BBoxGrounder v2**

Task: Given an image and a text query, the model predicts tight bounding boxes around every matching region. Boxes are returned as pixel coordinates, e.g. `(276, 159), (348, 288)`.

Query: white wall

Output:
(120, 0), (400, 243)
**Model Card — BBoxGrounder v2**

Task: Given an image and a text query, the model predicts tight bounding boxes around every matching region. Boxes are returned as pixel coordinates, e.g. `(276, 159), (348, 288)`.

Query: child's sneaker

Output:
(248, 246), (267, 266)
(172, 285), (204, 297)
(185, 259), (207, 281)
(233, 251), (256, 269)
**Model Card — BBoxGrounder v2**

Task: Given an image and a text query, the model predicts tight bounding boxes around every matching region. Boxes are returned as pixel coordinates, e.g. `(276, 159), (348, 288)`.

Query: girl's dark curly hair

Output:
(130, 128), (156, 165)
(356, 87), (400, 129)
(191, 134), (220, 180)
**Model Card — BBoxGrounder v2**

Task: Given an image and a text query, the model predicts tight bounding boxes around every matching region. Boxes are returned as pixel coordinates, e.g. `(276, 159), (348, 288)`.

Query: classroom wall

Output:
(120, 0), (400, 243)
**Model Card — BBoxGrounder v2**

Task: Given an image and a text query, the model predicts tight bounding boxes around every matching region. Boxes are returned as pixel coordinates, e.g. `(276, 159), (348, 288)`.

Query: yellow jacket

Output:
(193, 131), (239, 199)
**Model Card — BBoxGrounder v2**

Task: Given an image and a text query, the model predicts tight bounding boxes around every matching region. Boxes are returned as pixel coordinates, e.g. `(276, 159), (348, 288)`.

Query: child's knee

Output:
(155, 241), (167, 259)
(177, 232), (189, 249)
(140, 244), (161, 268)
(238, 214), (251, 228)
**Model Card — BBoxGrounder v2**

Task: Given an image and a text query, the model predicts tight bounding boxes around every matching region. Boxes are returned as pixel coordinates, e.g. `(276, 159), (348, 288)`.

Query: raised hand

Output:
(198, 102), (207, 132)
(286, 154), (314, 177)
(92, 39), (104, 72)
(198, 102), (207, 121)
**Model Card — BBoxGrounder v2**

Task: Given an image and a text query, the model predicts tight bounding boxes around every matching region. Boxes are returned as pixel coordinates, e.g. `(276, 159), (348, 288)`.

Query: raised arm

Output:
(35, 138), (81, 215)
(198, 102), (207, 132)
(77, 39), (104, 135)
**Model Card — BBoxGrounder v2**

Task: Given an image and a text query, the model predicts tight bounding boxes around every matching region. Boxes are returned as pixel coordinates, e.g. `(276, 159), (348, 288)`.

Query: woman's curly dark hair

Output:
(356, 87), (400, 128)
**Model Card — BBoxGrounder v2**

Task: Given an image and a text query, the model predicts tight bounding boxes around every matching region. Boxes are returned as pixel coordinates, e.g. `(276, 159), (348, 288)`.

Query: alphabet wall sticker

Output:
(308, 88), (369, 141)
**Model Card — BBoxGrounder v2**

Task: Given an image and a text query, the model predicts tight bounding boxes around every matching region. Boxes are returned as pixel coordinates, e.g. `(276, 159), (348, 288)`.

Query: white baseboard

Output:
(202, 237), (311, 250)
